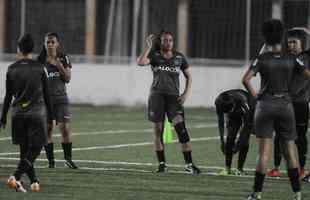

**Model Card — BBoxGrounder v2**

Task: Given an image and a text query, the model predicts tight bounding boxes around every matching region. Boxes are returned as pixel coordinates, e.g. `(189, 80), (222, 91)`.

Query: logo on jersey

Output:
(156, 65), (179, 73)
(48, 71), (60, 78)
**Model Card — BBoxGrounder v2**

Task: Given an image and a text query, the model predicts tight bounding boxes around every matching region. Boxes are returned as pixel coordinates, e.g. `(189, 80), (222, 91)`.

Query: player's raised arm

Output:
(55, 55), (71, 83)
(136, 34), (155, 66)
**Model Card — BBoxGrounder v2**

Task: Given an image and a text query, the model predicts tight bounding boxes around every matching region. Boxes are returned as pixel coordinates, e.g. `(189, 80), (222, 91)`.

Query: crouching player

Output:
(215, 89), (255, 176)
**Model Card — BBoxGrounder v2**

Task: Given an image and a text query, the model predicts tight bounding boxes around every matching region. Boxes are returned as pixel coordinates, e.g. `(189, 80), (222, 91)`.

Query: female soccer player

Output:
(136, 31), (200, 174)
(38, 32), (77, 169)
(242, 19), (310, 200)
(1, 34), (52, 192)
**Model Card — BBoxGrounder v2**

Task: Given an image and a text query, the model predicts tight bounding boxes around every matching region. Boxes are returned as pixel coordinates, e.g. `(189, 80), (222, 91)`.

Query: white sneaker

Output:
(7, 175), (27, 193)
(7, 176), (17, 189)
(293, 192), (302, 200)
(15, 181), (27, 193)
(31, 182), (40, 192)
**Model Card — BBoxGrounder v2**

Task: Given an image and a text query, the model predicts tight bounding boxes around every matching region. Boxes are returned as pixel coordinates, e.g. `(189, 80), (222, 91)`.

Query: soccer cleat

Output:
(156, 163), (167, 173)
(7, 176), (27, 193)
(218, 168), (231, 176)
(246, 192), (262, 200)
(65, 159), (78, 169)
(185, 163), (201, 175)
(232, 168), (246, 176)
(7, 176), (17, 189)
(31, 182), (40, 192)
(15, 181), (27, 193)
(267, 168), (281, 177)
(302, 174), (310, 183)
(293, 192), (302, 200)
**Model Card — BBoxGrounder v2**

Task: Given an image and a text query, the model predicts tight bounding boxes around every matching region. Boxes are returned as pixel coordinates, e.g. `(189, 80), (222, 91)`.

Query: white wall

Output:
(0, 62), (260, 107)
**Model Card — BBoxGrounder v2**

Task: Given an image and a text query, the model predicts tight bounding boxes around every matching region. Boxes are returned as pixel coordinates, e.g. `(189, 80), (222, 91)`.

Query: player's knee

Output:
(59, 122), (69, 134)
(259, 154), (269, 164)
(174, 122), (190, 144)
(153, 122), (164, 137)
(172, 115), (183, 126)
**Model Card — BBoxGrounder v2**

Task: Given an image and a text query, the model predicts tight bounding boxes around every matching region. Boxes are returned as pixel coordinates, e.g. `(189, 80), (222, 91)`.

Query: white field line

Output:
(0, 158), (288, 180)
(0, 123), (217, 141)
(0, 157), (224, 170)
(0, 136), (220, 156)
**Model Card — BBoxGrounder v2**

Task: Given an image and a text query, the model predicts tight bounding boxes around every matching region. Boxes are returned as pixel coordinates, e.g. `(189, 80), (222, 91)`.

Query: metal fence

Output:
(2, 0), (310, 64)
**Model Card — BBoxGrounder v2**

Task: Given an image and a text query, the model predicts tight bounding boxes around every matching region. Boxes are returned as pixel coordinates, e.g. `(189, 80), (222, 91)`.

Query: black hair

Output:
(38, 32), (65, 64)
(286, 29), (306, 50)
(46, 32), (60, 41)
(18, 33), (34, 54)
(262, 19), (284, 45)
(287, 29), (305, 39)
(153, 30), (174, 52)
(218, 94), (235, 113)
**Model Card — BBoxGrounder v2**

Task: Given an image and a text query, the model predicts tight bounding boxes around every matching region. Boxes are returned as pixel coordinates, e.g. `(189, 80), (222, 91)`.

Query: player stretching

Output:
(215, 89), (255, 176)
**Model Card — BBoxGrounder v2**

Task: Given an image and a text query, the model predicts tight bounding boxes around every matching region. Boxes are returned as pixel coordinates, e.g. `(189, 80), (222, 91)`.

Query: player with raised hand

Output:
(137, 31), (200, 174)
(38, 32), (77, 169)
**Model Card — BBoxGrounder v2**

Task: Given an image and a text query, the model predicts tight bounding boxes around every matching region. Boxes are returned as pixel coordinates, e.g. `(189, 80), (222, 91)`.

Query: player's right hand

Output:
(146, 34), (155, 49)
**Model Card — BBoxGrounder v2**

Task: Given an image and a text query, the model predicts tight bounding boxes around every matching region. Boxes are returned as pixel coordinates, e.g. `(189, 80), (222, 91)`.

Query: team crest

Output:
(174, 59), (182, 66)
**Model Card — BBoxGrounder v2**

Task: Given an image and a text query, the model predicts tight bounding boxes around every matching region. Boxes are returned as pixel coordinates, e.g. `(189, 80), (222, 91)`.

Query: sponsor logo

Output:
(156, 65), (179, 73)
(48, 71), (60, 78)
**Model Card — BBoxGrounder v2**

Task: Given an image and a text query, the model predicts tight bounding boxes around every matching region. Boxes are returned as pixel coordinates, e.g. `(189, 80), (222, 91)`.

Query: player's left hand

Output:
(55, 58), (64, 69)
(178, 93), (188, 105)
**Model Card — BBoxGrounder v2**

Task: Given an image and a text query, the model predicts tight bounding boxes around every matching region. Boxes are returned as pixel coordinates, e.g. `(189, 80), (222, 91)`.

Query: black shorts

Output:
(11, 115), (48, 146)
(254, 99), (296, 141)
(51, 103), (71, 123)
(148, 93), (184, 123)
